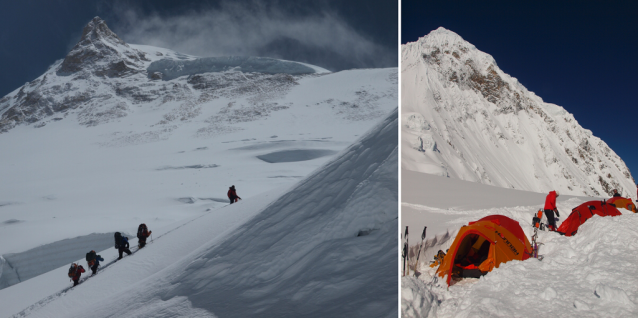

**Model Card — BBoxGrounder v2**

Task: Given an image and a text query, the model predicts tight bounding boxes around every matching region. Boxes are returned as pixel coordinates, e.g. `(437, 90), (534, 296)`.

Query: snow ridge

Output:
(402, 27), (635, 197)
(155, 108), (399, 317)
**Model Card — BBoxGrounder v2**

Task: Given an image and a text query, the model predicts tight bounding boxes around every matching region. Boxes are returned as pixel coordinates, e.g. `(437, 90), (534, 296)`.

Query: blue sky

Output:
(402, 0), (638, 186)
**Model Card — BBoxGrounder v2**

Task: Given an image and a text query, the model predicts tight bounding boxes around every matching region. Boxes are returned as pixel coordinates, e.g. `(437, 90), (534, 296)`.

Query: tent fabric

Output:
(606, 197), (636, 213)
(557, 200), (622, 237)
(436, 215), (532, 286)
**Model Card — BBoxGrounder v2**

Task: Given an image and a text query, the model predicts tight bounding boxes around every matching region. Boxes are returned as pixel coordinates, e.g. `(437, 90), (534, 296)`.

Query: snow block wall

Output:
(155, 108), (398, 317)
(401, 27), (635, 197)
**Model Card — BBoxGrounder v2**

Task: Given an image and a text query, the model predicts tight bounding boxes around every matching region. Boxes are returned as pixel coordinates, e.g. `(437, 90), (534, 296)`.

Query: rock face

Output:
(57, 16), (148, 77)
(402, 27), (634, 196)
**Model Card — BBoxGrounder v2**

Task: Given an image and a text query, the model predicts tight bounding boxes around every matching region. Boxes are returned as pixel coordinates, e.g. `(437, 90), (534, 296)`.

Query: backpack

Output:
(532, 210), (543, 229)
(68, 263), (78, 278)
(86, 250), (96, 267)
(137, 224), (148, 239)
(114, 232), (123, 249)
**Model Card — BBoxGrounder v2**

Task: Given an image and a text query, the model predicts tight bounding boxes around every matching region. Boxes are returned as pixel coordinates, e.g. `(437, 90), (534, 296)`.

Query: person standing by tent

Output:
(227, 185), (241, 204)
(114, 232), (132, 260)
(85, 250), (104, 275)
(68, 263), (85, 286)
(544, 190), (560, 231)
(137, 223), (152, 248)
(612, 189), (621, 197)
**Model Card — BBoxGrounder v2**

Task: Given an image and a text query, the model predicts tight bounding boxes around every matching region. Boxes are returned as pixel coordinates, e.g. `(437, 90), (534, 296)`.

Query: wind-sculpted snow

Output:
(402, 27), (635, 197)
(147, 56), (317, 81)
(157, 109), (398, 317)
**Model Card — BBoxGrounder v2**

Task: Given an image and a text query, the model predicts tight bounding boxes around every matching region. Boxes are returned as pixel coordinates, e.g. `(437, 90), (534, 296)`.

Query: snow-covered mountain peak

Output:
(417, 27), (473, 50)
(402, 28), (635, 197)
(79, 16), (126, 47)
(57, 16), (148, 76)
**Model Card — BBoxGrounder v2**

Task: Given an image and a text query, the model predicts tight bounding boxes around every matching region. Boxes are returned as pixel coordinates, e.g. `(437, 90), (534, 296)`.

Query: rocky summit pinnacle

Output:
(57, 16), (148, 77)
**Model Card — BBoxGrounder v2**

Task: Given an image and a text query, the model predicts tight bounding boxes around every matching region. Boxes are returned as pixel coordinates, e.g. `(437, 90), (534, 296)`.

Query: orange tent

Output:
(436, 215), (532, 286)
(557, 200), (622, 236)
(606, 197), (636, 213)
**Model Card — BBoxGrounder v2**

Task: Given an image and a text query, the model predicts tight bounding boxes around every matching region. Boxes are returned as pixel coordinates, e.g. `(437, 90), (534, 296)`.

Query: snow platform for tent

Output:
(606, 197), (636, 213)
(557, 200), (622, 237)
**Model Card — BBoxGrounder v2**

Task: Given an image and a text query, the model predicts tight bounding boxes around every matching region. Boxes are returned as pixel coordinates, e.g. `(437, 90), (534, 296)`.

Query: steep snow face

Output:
(5, 110), (398, 318)
(161, 109), (398, 317)
(402, 27), (635, 197)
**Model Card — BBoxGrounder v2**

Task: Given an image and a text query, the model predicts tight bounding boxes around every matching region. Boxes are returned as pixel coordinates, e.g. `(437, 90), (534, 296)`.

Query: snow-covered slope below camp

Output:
(6, 109), (398, 318)
(400, 169), (638, 318)
(401, 27), (635, 197)
(0, 16), (396, 298)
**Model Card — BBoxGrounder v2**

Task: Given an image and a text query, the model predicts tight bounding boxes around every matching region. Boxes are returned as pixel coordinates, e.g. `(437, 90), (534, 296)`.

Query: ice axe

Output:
(413, 226), (426, 276)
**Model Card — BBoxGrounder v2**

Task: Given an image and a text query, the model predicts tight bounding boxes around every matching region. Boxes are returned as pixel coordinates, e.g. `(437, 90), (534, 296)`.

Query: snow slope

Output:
(6, 108), (397, 318)
(401, 169), (638, 317)
(0, 15), (397, 306)
(401, 27), (635, 197)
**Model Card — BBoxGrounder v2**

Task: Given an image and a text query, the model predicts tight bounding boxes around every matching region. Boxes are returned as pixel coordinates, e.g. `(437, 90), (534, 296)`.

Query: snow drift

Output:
(401, 27), (635, 197)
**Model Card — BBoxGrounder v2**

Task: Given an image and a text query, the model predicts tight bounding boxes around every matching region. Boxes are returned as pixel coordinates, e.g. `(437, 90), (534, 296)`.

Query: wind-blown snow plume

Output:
(112, 1), (395, 71)
(402, 27), (635, 197)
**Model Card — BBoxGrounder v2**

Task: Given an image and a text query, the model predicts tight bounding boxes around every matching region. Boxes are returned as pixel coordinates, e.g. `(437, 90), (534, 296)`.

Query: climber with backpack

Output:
(227, 185), (241, 204)
(114, 232), (132, 260)
(137, 223), (152, 248)
(85, 250), (104, 275)
(68, 263), (85, 286)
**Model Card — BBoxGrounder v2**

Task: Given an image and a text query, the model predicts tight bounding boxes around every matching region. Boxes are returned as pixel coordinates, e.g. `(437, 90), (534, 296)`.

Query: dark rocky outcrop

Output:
(57, 17), (147, 77)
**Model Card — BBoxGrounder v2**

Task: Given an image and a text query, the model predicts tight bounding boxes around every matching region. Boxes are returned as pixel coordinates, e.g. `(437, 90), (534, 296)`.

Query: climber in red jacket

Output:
(544, 190), (560, 231)
(227, 185), (241, 204)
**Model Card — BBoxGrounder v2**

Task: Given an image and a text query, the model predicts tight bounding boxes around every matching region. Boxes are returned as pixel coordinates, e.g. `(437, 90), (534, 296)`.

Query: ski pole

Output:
(414, 226), (426, 276)
(405, 226), (409, 276)
(402, 242), (407, 277)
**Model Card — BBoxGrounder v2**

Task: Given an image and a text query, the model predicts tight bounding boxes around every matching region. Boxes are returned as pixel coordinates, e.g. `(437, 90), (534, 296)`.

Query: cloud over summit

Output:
(113, 1), (396, 71)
